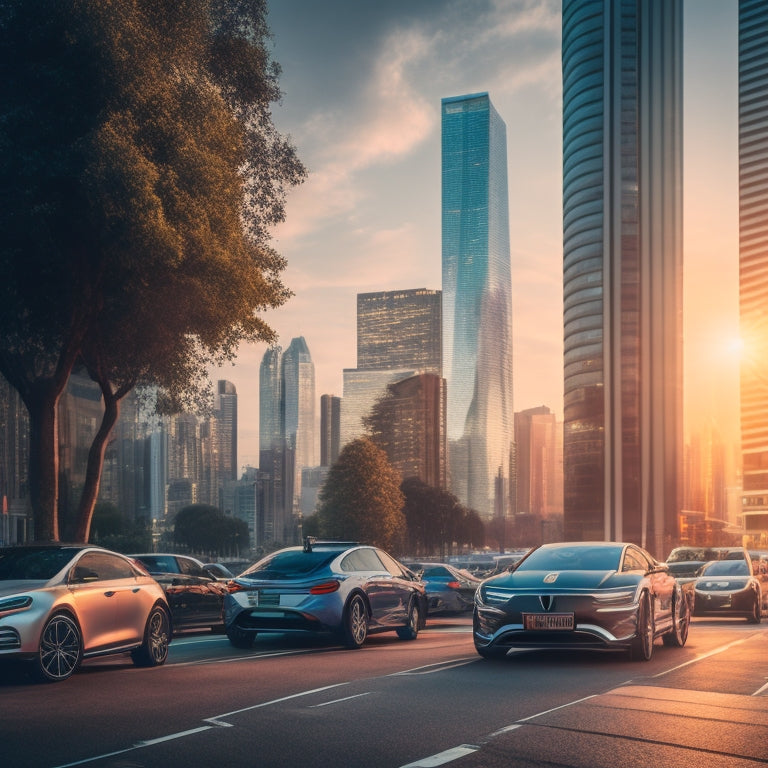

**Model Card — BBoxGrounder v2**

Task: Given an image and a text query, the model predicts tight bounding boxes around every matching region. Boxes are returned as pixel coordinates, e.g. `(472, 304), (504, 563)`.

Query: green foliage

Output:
(88, 502), (153, 552)
(174, 503), (249, 556)
(316, 438), (406, 554)
(401, 477), (484, 556)
(0, 1), (305, 540)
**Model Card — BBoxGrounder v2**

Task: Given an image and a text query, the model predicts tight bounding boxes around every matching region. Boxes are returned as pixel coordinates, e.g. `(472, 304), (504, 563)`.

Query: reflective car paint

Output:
(409, 563), (481, 614)
(224, 541), (428, 649)
(0, 545), (170, 682)
(691, 557), (762, 623)
(473, 541), (690, 661)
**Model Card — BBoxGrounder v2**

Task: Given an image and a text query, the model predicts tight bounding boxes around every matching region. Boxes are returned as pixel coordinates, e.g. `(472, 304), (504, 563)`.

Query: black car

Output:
(692, 555), (762, 623)
(473, 541), (690, 661)
(130, 553), (227, 633)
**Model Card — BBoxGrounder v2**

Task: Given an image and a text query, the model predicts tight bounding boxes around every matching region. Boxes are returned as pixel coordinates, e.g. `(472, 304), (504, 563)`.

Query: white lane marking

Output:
(389, 658), (477, 675)
(399, 745), (479, 767)
(168, 647), (320, 666)
(753, 679), (768, 696)
(310, 692), (372, 707)
(650, 635), (752, 678)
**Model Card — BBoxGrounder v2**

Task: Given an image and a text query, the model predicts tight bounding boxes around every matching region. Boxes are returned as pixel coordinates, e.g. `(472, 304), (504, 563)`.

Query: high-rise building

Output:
(739, 0), (768, 546)
(320, 394), (341, 467)
(215, 380), (238, 482)
(259, 346), (282, 454)
(357, 289), (442, 374)
(441, 92), (513, 518)
(561, 0), (683, 557)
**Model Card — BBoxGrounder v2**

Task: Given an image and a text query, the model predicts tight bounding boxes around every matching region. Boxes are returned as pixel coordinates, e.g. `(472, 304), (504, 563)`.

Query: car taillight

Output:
(310, 580), (341, 595)
(446, 581), (461, 589)
(227, 581), (246, 593)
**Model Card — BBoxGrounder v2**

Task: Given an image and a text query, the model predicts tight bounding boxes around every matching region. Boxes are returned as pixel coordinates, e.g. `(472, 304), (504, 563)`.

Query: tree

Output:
(316, 438), (406, 554)
(0, 1), (305, 541)
(174, 503), (249, 556)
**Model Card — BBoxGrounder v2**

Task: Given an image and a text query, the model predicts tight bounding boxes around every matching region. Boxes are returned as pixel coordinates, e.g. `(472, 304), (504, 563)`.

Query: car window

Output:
(422, 566), (451, 578)
(178, 557), (204, 577)
(136, 555), (181, 574)
(341, 548), (385, 572)
(700, 560), (749, 577)
(72, 552), (135, 582)
(243, 549), (338, 578)
(376, 550), (410, 578)
(517, 545), (623, 572)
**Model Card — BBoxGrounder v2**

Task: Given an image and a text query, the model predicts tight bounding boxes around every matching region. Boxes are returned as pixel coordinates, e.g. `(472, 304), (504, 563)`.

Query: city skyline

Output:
(208, 0), (739, 472)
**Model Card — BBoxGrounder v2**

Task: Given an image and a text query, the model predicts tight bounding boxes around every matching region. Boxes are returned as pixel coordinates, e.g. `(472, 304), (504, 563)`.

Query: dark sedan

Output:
(413, 563), (481, 614)
(224, 539), (428, 649)
(130, 553), (227, 633)
(473, 541), (690, 661)
(692, 558), (762, 623)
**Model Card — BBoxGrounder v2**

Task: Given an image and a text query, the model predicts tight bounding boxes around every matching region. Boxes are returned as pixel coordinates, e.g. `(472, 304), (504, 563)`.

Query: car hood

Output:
(0, 580), (49, 596)
(484, 570), (629, 591)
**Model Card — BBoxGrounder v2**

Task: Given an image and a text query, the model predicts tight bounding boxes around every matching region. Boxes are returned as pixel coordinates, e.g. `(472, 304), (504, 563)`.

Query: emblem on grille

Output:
(543, 572), (558, 584)
(539, 595), (554, 611)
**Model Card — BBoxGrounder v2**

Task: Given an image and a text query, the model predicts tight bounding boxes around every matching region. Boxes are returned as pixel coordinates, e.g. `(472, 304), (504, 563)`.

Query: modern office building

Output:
(320, 394), (341, 467)
(561, 0), (683, 557)
(215, 380), (238, 482)
(357, 289), (442, 374)
(441, 92), (514, 518)
(739, 0), (768, 546)
(259, 346), (282, 455)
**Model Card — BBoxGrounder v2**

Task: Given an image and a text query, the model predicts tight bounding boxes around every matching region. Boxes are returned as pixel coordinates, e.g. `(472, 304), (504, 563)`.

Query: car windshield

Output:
(699, 560), (749, 577)
(241, 549), (339, 579)
(0, 547), (80, 580)
(667, 548), (716, 563)
(516, 545), (623, 572)
(133, 555), (180, 574)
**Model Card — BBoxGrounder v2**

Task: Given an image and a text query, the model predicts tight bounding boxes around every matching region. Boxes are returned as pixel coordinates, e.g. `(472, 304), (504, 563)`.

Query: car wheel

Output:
(746, 595), (761, 624)
(662, 592), (690, 647)
(227, 625), (256, 649)
(341, 594), (368, 649)
(132, 606), (170, 667)
(31, 613), (83, 683)
(630, 592), (654, 661)
(396, 599), (421, 640)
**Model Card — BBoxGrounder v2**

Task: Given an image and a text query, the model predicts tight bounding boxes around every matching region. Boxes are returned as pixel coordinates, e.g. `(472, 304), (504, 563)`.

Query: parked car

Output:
(748, 550), (768, 614)
(473, 541), (690, 661)
(0, 544), (170, 682)
(691, 555), (762, 623)
(201, 562), (236, 581)
(129, 553), (227, 633)
(411, 562), (481, 614)
(666, 546), (748, 580)
(224, 538), (428, 649)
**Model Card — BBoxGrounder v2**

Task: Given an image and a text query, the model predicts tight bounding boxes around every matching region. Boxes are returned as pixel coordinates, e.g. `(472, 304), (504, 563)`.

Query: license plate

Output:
(246, 591), (259, 606)
(523, 613), (574, 630)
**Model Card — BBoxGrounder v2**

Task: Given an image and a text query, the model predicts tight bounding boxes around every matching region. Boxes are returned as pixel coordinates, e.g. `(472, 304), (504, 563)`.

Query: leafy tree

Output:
(316, 438), (406, 554)
(88, 501), (153, 553)
(174, 503), (248, 556)
(0, 1), (305, 542)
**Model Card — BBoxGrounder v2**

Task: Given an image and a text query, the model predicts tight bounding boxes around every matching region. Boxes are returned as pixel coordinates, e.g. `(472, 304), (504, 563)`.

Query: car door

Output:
(176, 557), (225, 626)
(628, 546), (674, 630)
(374, 550), (414, 627)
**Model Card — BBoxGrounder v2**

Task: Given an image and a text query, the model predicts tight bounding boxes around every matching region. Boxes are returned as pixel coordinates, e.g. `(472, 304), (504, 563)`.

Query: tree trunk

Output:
(26, 383), (63, 542)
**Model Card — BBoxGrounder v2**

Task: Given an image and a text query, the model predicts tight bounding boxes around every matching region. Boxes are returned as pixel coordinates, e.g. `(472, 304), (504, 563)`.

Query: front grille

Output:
(0, 627), (21, 650)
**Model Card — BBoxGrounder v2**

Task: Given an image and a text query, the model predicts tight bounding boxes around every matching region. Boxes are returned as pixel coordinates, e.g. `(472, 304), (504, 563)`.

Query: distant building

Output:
(442, 92), (513, 518)
(739, 0), (768, 546)
(215, 380), (238, 482)
(561, 0), (683, 557)
(320, 394), (341, 467)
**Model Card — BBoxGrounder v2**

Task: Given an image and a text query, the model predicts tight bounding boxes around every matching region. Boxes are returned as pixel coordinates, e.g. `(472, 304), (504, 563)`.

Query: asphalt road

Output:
(1, 616), (766, 768)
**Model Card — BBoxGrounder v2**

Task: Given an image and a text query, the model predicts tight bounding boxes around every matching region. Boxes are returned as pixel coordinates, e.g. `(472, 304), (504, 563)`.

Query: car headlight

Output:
(478, 586), (514, 606)
(593, 589), (637, 605)
(0, 595), (33, 614)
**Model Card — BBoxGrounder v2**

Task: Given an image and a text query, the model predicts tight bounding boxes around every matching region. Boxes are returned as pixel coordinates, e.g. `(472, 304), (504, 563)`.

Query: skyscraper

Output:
(441, 92), (513, 518)
(281, 337), (316, 487)
(739, 0), (768, 545)
(561, 0), (683, 557)
(215, 380), (238, 482)
(320, 394), (341, 467)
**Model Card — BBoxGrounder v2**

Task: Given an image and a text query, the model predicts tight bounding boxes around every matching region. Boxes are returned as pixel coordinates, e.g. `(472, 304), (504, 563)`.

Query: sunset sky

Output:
(215, 0), (740, 471)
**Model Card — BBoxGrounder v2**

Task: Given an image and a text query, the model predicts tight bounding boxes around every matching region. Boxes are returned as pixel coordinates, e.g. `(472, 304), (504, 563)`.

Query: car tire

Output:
(746, 596), (761, 624)
(227, 625), (256, 648)
(31, 613), (83, 683)
(630, 592), (654, 661)
(396, 599), (421, 641)
(662, 591), (690, 647)
(132, 606), (170, 667)
(341, 594), (368, 649)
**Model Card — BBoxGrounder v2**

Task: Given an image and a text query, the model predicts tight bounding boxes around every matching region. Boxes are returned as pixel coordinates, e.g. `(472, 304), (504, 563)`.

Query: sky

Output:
(211, 0), (740, 472)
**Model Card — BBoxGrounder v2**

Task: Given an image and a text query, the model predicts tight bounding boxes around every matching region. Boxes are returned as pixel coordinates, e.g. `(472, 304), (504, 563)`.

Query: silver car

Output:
(0, 544), (171, 682)
(224, 538), (428, 649)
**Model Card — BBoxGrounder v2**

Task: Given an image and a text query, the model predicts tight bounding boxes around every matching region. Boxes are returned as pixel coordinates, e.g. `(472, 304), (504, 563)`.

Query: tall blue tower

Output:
(441, 92), (513, 517)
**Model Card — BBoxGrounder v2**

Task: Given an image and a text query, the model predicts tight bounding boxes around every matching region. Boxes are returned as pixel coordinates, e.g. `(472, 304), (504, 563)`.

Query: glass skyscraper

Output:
(739, 0), (768, 544)
(441, 92), (513, 518)
(562, 0), (683, 557)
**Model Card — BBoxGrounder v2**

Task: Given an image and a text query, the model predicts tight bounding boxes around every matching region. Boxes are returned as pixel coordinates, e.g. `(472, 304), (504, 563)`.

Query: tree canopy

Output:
(174, 504), (249, 556)
(316, 438), (406, 554)
(0, 0), (305, 541)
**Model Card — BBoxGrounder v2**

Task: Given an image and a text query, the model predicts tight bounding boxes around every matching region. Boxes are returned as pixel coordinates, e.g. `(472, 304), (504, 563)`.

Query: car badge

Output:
(539, 595), (554, 611)
(543, 572), (558, 584)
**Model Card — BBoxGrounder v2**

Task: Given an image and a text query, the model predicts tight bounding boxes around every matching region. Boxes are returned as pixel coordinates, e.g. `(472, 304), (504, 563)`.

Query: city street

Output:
(1, 615), (766, 768)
